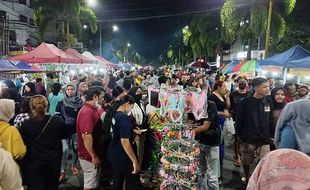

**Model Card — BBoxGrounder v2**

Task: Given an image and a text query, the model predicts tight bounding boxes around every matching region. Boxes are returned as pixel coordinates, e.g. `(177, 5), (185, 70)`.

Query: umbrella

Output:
(232, 60), (246, 72)
(191, 61), (210, 69)
(240, 60), (259, 72)
(221, 60), (239, 74)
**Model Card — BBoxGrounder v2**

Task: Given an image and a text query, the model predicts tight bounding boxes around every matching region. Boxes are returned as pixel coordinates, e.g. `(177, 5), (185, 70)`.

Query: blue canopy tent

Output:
(9, 60), (32, 70)
(258, 45), (310, 67)
(287, 56), (310, 68)
(0, 59), (18, 70)
(257, 45), (310, 83)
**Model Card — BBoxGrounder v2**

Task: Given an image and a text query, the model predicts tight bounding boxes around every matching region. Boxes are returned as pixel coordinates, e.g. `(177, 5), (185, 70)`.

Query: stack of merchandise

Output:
(156, 87), (205, 190)
(159, 124), (200, 190)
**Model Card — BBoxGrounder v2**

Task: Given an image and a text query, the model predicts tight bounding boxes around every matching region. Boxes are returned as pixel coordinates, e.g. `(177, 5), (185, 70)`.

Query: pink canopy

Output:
(95, 56), (118, 68)
(11, 43), (80, 64)
(65, 49), (93, 64)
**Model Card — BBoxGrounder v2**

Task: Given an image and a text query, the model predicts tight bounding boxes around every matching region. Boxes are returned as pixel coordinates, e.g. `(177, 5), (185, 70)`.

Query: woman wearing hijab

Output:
(0, 99), (26, 160)
(270, 87), (286, 150)
(275, 99), (310, 156)
(78, 82), (88, 97)
(56, 82), (83, 181)
(1, 80), (22, 118)
(247, 149), (310, 190)
(22, 82), (36, 97)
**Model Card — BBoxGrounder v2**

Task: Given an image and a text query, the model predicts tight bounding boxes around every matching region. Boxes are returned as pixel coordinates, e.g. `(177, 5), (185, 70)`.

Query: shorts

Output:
(241, 143), (270, 166)
(79, 158), (100, 189)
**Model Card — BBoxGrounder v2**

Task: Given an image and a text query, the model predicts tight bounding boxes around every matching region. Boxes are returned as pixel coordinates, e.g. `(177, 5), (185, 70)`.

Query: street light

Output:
(86, 0), (96, 7)
(185, 25), (189, 29)
(83, 25), (88, 29)
(113, 25), (119, 32)
(127, 43), (131, 47)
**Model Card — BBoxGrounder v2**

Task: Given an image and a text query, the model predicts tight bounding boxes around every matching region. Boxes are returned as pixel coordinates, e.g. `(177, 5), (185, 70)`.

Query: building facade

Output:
(0, 0), (36, 45)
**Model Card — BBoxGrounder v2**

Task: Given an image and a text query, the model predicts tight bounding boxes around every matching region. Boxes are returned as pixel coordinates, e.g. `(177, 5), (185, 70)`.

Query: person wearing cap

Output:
(296, 85), (309, 100)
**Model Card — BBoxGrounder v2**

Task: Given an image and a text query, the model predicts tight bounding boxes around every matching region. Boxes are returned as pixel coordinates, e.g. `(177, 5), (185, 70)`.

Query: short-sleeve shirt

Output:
(208, 93), (227, 112)
(188, 100), (221, 146)
(108, 112), (134, 167)
(76, 103), (100, 162)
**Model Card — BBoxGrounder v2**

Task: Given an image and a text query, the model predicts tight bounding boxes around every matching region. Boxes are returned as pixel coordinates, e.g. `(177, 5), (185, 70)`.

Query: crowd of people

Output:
(0, 68), (310, 190)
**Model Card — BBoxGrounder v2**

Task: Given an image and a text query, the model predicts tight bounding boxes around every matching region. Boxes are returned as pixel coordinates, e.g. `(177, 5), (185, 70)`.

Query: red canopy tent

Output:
(10, 43), (80, 64)
(95, 56), (119, 68)
(65, 49), (93, 64)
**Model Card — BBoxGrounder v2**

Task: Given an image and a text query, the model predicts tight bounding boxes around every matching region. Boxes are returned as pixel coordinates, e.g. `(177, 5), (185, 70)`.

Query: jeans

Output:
(198, 144), (220, 190)
(61, 133), (78, 172)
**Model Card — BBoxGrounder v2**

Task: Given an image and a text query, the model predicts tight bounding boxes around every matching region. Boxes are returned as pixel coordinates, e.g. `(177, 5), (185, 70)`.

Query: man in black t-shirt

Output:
(189, 100), (221, 190)
(235, 77), (271, 184)
(229, 77), (250, 167)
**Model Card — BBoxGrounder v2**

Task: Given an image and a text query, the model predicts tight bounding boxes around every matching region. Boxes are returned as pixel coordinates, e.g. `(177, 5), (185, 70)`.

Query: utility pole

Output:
(265, 0), (273, 58)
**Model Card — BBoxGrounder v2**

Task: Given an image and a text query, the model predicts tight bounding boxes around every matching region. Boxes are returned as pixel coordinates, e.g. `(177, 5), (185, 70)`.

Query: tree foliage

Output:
(32, 0), (98, 44)
(271, 0), (310, 53)
(220, 0), (296, 59)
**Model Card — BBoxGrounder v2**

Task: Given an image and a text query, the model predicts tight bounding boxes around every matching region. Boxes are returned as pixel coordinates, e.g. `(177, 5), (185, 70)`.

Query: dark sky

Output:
(92, 0), (224, 62)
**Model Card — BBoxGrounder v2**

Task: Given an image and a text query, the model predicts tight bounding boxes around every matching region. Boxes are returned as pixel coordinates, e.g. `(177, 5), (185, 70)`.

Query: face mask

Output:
(127, 110), (132, 116)
(142, 94), (147, 99)
(95, 101), (101, 109)
(239, 83), (247, 90)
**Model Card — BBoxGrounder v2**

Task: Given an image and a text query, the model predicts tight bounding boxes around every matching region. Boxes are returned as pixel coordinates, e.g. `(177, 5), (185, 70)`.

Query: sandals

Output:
(71, 166), (79, 175)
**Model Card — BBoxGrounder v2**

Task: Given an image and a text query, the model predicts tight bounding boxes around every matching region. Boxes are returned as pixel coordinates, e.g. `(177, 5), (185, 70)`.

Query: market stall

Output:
(10, 43), (81, 64)
(65, 49), (94, 64)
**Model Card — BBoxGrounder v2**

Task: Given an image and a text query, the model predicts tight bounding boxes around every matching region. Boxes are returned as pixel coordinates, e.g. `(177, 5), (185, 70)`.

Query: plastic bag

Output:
(224, 118), (235, 135)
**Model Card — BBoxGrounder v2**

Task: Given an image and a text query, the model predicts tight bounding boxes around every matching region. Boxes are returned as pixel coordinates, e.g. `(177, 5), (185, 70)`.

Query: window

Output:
(19, 0), (27, 5)
(29, 18), (35, 26)
(0, 11), (6, 20)
(19, 15), (27, 23)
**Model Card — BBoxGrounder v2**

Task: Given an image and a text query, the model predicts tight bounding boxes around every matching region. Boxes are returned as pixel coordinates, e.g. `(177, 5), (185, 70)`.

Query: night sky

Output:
(91, 0), (224, 62)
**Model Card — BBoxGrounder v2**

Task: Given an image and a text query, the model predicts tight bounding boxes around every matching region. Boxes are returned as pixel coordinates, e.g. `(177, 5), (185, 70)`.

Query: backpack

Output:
(92, 118), (112, 162)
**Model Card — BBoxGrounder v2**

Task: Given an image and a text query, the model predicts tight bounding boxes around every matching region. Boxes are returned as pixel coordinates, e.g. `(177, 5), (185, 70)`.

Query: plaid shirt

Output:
(14, 113), (30, 128)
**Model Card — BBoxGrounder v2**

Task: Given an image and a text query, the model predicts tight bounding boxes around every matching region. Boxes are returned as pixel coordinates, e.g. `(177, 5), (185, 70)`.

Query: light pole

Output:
(99, 24), (119, 56)
(99, 23), (102, 56)
(124, 43), (131, 62)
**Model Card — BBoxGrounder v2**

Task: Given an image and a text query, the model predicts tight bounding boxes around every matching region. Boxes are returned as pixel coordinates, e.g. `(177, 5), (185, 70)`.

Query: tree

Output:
(220, 0), (296, 59)
(32, 0), (56, 42)
(32, 0), (98, 46)
(164, 29), (194, 66)
(271, 0), (310, 53)
(188, 14), (222, 59)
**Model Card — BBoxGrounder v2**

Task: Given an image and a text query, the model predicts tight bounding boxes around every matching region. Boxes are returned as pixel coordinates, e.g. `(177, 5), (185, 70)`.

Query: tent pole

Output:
(283, 68), (288, 84)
